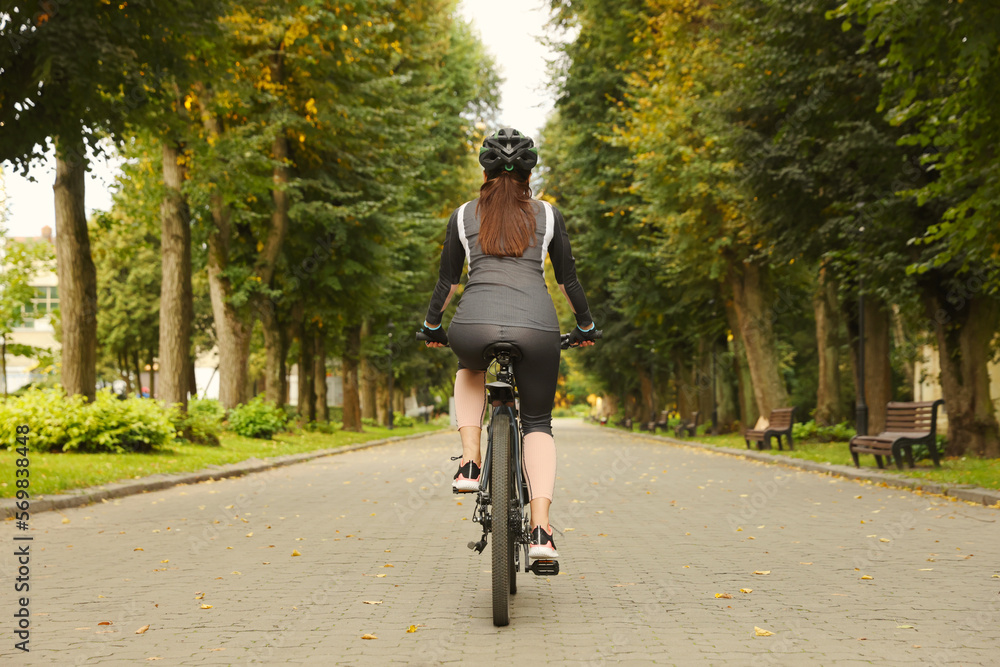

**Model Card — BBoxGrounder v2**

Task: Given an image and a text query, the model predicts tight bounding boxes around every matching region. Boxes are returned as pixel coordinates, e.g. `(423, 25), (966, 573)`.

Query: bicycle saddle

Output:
(483, 342), (522, 362)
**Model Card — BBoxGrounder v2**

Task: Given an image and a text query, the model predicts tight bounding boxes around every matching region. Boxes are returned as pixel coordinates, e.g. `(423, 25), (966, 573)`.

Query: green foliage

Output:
(227, 396), (289, 439)
(393, 413), (416, 428)
(792, 420), (856, 444)
(0, 387), (175, 453)
(171, 399), (225, 446)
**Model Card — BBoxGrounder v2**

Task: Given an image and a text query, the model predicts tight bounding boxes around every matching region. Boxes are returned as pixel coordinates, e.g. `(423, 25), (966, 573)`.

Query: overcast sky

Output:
(1, 1), (563, 238)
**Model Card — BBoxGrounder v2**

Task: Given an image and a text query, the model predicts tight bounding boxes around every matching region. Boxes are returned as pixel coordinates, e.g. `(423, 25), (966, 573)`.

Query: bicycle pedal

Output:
(528, 559), (559, 576)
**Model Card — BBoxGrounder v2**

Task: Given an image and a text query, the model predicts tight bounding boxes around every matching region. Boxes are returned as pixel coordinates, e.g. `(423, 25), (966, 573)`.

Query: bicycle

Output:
(417, 329), (601, 626)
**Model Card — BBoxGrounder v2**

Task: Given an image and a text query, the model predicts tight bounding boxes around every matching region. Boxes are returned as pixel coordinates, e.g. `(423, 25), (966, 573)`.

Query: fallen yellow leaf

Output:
(98, 621), (113, 626)
(134, 548), (144, 552)
(362, 601), (382, 605)
(383, 564), (394, 568)
(879, 538), (890, 543)
(291, 550), (301, 557)
(753, 570), (770, 575)
(135, 624), (150, 635)
(715, 593), (733, 599)
(406, 625), (418, 633)
(861, 575), (873, 580)
(740, 588), (753, 593)
(361, 634), (377, 640)
(160, 560), (169, 564)
(200, 604), (213, 609)
(376, 574), (387, 578)
(755, 627), (774, 637)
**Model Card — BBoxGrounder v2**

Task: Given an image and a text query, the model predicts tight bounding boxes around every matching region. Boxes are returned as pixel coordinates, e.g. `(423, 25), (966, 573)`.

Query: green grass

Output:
(0, 422), (443, 498)
(612, 424), (1000, 490)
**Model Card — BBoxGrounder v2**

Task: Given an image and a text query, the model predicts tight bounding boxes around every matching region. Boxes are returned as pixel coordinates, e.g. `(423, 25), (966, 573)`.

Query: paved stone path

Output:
(3, 420), (998, 665)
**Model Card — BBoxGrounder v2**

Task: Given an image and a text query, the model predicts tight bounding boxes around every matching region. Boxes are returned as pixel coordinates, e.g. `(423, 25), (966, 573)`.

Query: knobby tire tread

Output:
(491, 412), (511, 626)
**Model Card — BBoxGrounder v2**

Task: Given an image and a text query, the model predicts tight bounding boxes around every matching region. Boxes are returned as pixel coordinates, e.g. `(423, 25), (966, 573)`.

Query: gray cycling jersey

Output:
(424, 198), (592, 332)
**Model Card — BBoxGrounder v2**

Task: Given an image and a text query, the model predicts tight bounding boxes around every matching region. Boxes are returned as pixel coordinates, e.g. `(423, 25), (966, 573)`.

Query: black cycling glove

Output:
(567, 325), (598, 347)
(420, 323), (449, 346)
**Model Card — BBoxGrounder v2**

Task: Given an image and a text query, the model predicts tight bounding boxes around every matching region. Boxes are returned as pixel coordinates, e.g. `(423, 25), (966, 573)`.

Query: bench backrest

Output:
(767, 407), (795, 429)
(884, 400), (943, 433)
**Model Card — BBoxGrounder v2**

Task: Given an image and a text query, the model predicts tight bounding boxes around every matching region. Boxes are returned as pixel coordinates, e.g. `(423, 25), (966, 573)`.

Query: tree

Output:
(0, 0), (221, 401)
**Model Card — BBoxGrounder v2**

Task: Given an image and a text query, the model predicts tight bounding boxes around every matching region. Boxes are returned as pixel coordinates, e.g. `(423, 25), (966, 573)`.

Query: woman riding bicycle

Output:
(419, 127), (598, 560)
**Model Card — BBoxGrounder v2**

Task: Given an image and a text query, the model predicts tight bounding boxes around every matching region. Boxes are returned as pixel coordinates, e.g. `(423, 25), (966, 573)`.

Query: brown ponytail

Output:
(475, 171), (535, 257)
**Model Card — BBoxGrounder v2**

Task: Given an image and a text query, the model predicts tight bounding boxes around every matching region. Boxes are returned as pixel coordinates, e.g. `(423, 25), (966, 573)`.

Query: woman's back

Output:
(453, 198), (558, 332)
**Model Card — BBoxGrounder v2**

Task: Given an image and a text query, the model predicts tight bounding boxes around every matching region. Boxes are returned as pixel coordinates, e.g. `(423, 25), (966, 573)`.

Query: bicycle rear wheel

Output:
(490, 412), (512, 626)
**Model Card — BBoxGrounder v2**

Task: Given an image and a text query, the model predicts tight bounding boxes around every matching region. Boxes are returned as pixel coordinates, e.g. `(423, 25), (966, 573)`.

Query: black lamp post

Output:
(855, 227), (868, 436)
(708, 299), (719, 435)
(387, 319), (394, 430)
(711, 348), (718, 435)
(650, 345), (656, 421)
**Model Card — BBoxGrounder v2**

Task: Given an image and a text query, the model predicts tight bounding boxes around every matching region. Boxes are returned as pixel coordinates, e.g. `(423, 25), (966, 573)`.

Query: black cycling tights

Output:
(448, 322), (561, 436)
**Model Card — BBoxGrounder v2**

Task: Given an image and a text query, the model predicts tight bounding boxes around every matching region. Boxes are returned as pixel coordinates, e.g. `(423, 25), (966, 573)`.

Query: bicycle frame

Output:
(471, 351), (531, 571)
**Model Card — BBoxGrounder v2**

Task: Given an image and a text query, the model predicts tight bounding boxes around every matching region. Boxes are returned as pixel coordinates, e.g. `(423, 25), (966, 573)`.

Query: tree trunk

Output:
(725, 296), (759, 429)
(360, 319), (379, 419)
(314, 327), (328, 423)
(375, 374), (389, 425)
(259, 298), (288, 407)
(890, 304), (915, 397)
(813, 264), (842, 425)
(158, 140), (193, 412)
(714, 343), (738, 432)
(133, 348), (142, 397)
(636, 367), (654, 422)
(342, 323), (363, 431)
(924, 291), (1000, 457)
(207, 260), (251, 409)
(188, 356), (198, 401)
(203, 114), (252, 409)
(856, 297), (892, 435)
(728, 262), (788, 418)
(53, 133), (98, 401)
(296, 318), (315, 423)
(147, 352), (156, 399)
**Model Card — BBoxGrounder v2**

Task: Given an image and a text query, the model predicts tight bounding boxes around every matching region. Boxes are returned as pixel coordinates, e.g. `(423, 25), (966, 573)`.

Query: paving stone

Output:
(2, 420), (997, 664)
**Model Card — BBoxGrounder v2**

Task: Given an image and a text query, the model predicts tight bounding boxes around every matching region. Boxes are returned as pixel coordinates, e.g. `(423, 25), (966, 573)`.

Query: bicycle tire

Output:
(491, 412), (511, 626)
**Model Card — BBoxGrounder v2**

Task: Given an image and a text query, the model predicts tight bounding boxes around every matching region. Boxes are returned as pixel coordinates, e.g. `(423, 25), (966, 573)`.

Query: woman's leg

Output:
(524, 431), (556, 529)
(511, 327), (561, 531)
(454, 368), (486, 465)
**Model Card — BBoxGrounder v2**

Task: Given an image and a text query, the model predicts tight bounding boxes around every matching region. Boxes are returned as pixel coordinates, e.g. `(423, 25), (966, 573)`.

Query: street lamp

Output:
(711, 348), (718, 435)
(387, 319), (394, 430)
(855, 226), (868, 436)
(708, 299), (719, 435)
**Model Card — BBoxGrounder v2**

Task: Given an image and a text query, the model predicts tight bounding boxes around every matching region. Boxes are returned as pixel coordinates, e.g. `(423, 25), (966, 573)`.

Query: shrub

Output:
(394, 413), (415, 428)
(0, 387), (175, 453)
(227, 396), (289, 439)
(792, 420), (856, 444)
(171, 399), (225, 446)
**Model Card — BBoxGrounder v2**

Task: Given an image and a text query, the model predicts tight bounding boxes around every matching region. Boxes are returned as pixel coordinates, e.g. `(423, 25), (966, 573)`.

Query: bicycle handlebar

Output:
(560, 329), (603, 349)
(417, 329), (603, 349)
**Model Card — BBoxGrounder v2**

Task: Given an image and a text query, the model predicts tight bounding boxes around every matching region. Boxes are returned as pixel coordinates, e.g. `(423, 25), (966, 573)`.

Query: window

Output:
(18, 286), (58, 327)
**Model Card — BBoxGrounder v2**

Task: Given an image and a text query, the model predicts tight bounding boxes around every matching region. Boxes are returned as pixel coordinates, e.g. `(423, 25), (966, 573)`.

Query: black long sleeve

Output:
(424, 209), (466, 326)
(548, 206), (593, 328)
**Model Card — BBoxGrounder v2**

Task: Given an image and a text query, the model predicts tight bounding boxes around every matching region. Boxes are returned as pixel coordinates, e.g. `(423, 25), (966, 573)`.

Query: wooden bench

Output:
(616, 416), (633, 430)
(744, 407), (795, 451)
(674, 411), (700, 438)
(849, 400), (944, 470)
(644, 410), (669, 433)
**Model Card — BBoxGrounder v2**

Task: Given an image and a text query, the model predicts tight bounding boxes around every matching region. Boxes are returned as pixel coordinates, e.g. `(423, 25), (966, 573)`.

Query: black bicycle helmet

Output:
(479, 127), (538, 178)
